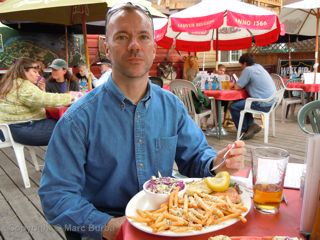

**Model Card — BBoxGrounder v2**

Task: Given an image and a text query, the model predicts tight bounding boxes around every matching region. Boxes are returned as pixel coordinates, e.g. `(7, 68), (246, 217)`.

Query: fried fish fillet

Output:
(211, 187), (241, 204)
(186, 179), (213, 194)
(186, 180), (241, 204)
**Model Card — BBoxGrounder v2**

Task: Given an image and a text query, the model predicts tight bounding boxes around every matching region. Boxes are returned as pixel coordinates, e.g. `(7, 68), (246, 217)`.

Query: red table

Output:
(46, 107), (68, 120)
(116, 189), (302, 240)
(204, 89), (248, 101)
(204, 89), (248, 138)
(286, 82), (320, 93)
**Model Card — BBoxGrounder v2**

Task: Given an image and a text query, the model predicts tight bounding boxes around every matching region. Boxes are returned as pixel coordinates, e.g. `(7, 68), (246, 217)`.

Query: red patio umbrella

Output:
(154, 0), (281, 64)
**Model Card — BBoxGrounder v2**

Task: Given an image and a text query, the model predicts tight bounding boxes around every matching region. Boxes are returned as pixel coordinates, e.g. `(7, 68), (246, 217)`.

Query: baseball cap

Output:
(49, 59), (68, 70)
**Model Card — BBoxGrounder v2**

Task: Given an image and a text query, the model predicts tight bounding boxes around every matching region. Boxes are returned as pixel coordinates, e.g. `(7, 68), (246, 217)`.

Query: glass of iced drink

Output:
(251, 147), (289, 214)
(220, 80), (230, 90)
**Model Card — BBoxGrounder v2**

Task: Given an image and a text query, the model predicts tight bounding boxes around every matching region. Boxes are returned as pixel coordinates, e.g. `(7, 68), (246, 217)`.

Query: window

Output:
(219, 50), (242, 63)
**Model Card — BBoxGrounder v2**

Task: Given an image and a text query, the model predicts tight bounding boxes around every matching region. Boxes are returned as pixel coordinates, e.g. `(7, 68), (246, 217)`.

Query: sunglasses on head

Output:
(106, 2), (153, 31)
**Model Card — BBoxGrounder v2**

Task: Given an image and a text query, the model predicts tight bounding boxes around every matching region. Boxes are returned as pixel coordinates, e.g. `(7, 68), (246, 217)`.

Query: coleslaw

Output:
(145, 177), (185, 194)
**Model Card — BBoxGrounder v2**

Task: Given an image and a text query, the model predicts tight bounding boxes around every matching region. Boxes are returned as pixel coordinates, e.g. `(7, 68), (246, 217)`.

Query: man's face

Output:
(51, 68), (67, 80)
(105, 9), (156, 79)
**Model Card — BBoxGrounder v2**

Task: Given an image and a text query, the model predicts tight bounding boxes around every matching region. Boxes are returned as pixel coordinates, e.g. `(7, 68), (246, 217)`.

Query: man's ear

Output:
(104, 41), (109, 58)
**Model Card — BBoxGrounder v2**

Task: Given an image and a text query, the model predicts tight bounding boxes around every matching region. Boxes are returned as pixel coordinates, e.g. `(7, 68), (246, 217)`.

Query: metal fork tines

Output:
(211, 132), (245, 172)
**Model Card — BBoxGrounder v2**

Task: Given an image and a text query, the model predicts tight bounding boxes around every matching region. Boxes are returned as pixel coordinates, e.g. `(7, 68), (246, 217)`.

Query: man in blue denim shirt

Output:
(39, 3), (245, 240)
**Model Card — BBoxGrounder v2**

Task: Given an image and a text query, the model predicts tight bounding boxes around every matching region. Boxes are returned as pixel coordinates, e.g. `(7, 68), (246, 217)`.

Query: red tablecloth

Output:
(204, 89), (248, 101)
(286, 83), (320, 92)
(116, 189), (302, 240)
(46, 107), (68, 120)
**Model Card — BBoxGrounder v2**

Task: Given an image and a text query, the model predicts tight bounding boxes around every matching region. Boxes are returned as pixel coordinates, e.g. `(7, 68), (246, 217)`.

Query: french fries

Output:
(128, 187), (248, 233)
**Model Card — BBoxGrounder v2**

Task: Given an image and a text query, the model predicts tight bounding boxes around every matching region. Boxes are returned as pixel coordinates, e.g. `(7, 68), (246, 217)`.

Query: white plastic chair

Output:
(236, 88), (285, 144)
(169, 79), (215, 128)
(0, 123), (40, 188)
(270, 74), (304, 123)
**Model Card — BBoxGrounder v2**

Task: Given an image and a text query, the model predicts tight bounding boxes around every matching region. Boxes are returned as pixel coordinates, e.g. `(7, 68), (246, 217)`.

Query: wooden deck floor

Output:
(0, 107), (308, 240)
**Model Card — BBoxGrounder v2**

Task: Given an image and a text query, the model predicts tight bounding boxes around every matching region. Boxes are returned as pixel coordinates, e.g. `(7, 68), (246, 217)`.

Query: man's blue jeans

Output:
(230, 100), (271, 132)
(8, 119), (57, 146)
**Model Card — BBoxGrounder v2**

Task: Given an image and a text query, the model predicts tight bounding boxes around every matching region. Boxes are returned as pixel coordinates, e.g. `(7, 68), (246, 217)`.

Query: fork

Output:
(211, 132), (245, 171)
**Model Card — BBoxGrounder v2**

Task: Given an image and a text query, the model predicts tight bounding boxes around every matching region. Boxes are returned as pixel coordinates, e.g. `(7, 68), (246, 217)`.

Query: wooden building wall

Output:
(255, 52), (316, 74)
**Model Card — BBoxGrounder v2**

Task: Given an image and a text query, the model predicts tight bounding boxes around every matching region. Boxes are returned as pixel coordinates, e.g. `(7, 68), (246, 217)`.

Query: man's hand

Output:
(102, 216), (126, 240)
(232, 82), (242, 90)
(213, 140), (246, 174)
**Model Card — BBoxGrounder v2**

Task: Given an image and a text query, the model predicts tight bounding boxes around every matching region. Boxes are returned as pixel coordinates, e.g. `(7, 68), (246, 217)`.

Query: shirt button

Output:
(138, 163), (144, 168)
(138, 139), (143, 143)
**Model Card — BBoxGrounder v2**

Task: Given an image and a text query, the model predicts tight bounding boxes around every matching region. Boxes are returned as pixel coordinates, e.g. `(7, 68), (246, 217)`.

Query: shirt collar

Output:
(105, 78), (152, 109)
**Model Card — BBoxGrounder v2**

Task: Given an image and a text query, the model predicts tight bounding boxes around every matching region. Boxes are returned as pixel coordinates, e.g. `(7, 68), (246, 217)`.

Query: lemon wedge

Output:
(204, 171), (231, 192)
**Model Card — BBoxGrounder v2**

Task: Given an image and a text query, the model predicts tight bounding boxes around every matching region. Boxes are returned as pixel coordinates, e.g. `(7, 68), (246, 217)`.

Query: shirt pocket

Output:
(153, 135), (178, 176)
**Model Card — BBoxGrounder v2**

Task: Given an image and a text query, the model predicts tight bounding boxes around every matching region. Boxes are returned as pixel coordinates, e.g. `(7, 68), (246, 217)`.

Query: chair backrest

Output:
(297, 100), (320, 134)
(149, 76), (163, 88)
(169, 79), (198, 116)
(269, 88), (285, 113)
(270, 73), (285, 91)
(272, 88), (285, 110)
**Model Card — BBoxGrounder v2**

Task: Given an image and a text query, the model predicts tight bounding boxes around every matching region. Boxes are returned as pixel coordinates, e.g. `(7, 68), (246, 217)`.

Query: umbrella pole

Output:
(314, 9), (320, 84)
(65, 25), (69, 64)
(215, 29), (219, 71)
(288, 35), (293, 78)
(82, 10), (92, 90)
(202, 52), (205, 71)
(288, 35), (292, 69)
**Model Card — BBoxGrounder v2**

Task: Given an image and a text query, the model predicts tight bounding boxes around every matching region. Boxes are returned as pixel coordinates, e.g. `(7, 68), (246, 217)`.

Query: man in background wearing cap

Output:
(46, 58), (79, 93)
(92, 59), (112, 88)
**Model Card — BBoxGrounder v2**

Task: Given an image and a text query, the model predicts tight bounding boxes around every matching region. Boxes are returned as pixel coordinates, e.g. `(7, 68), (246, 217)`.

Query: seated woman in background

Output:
(46, 58), (79, 93)
(0, 57), (74, 146)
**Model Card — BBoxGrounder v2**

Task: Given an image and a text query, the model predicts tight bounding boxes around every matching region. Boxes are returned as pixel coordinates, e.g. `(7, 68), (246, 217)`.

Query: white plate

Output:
(125, 178), (252, 237)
